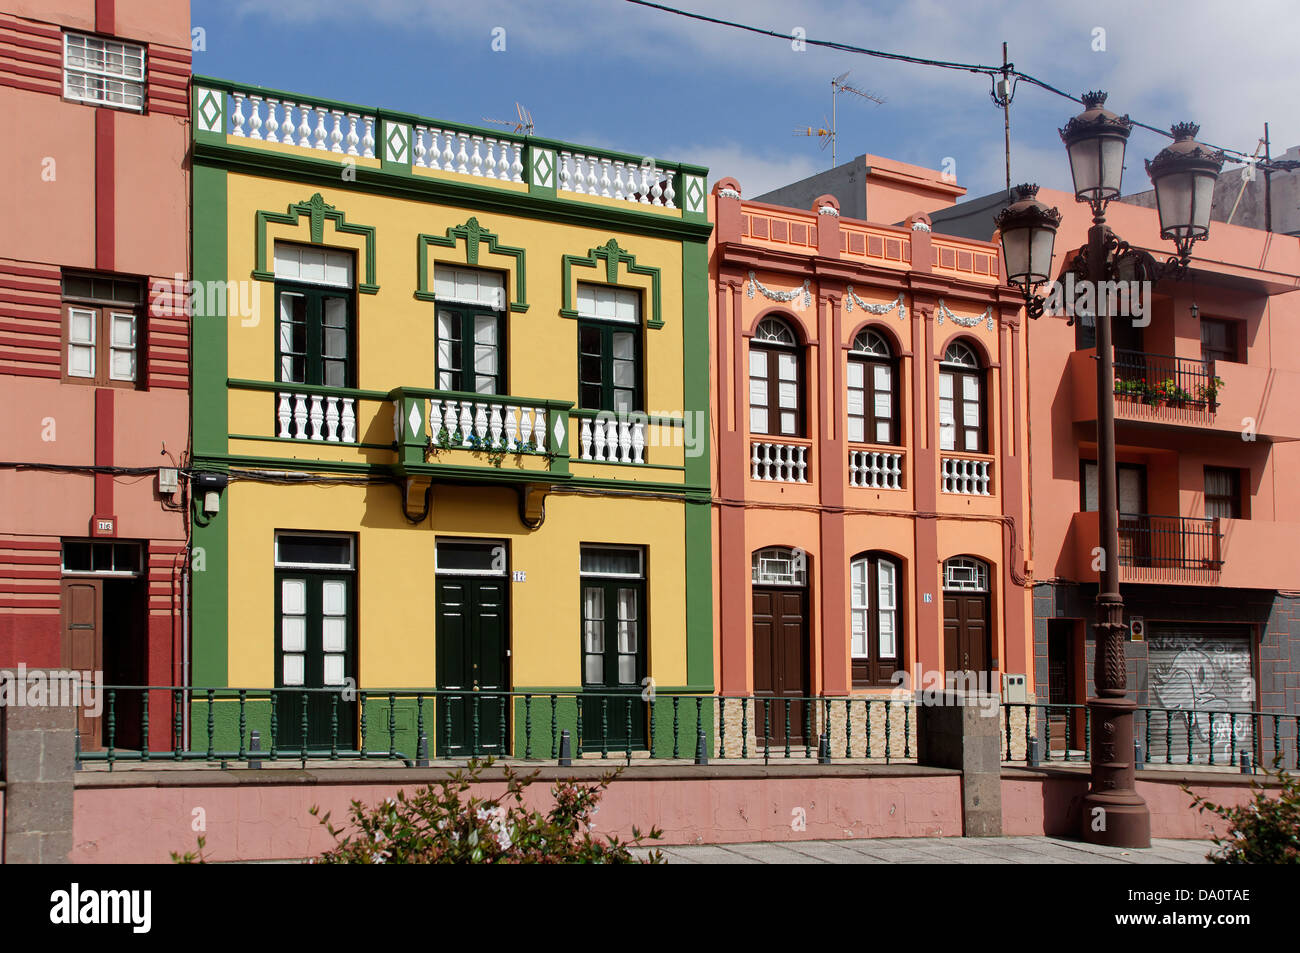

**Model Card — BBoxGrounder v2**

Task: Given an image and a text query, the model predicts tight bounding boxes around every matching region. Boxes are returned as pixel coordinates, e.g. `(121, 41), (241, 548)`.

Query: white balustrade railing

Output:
(941, 456), (993, 495)
(557, 152), (676, 208)
(427, 398), (548, 452)
(277, 392), (358, 443)
(412, 126), (525, 183)
(750, 440), (809, 483)
(228, 92), (376, 158)
(577, 415), (646, 464)
(849, 449), (904, 489)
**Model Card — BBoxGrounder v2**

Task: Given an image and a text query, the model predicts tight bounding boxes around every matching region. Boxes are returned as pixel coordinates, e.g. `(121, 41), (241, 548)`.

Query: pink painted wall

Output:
(72, 774), (965, 863)
(1002, 773), (1258, 842)
(69, 770), (1266, 863)
(1019, 186), (1300, 585)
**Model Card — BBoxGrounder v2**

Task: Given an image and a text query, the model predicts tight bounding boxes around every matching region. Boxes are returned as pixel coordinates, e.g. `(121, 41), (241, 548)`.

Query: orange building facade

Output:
(0, 1), (191, 747)
(708, 171), (1035, 742)
(934, 185), (1300, 762)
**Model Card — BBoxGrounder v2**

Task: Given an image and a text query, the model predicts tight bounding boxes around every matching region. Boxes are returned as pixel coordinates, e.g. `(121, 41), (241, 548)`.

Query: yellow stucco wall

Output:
(224, 481), (689, 689)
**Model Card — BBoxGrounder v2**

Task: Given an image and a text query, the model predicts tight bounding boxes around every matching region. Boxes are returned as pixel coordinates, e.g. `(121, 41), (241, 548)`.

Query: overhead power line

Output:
(623, 0), (1259, 162)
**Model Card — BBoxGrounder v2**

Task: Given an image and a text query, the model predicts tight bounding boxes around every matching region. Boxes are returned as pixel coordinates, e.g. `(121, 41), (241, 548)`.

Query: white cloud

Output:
(222, 0), (1298, 199)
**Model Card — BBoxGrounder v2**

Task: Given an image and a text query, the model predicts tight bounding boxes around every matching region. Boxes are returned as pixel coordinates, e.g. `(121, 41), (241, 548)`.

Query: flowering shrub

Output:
(1186, 760), (1300, 864)
(309, 760), (664, 864)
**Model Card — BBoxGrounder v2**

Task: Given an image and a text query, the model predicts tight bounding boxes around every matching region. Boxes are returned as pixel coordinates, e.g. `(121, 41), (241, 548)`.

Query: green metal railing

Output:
(74, 687), (920, 770)
(72, 688), (1298, 773)
(1002, 702), (1300, 771)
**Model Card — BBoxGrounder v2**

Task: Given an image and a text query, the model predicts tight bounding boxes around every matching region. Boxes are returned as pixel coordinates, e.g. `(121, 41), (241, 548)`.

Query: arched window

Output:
(943, 556), (988, 591)
(751, 546), (806, 586)
(850, 552), (901, 686)
(939, 340), (985, 453)
(749, 316), (803, 437)
(848, 328), (897, 445)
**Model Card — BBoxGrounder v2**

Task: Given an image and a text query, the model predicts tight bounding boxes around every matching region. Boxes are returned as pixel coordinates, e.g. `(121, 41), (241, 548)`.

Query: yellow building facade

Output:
(190, 78), (712, 757)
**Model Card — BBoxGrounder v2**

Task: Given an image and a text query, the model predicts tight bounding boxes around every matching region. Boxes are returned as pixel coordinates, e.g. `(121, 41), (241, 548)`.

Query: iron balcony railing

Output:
(1116, 513), (1222, 571)
(1113, 348), (1220, 411)
(1002, 702), (1300, 771)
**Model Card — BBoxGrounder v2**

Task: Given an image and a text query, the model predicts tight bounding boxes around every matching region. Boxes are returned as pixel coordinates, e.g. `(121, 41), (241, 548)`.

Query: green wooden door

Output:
(275, 571), (356, 752)
(436, 577), (509, 756)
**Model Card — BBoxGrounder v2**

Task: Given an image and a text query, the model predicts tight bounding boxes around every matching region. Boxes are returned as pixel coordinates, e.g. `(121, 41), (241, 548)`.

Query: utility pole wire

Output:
(623, 0), (1261, 163)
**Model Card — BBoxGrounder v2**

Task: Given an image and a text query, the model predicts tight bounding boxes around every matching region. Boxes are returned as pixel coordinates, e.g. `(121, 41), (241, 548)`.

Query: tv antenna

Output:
(803, 70), (883, 167)
(483, 102), (535, 137)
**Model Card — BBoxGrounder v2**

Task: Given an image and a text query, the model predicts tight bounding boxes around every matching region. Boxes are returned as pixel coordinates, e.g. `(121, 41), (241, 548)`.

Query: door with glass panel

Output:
(274, 243), (355, 390)
(274, 534), (356, 751)
(436, 305), (503, 395)
(580, 547), (646, 750)
(436, 540), (509, 756)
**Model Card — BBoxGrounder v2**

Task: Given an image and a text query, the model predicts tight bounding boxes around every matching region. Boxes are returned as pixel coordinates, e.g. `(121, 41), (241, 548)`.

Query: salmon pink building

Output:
(708, 167), (1035, 749)
(0, 1), (191, 749)
(933, 185), (1300, 763)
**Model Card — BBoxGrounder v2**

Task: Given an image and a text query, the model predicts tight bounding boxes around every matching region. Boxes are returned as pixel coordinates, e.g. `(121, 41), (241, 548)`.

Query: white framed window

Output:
(274, 533), (355, 570)
(576, 283), (639, 324)
(434, 265), (506, 311)
(751, 546), (806, 587)
(61, 540), (142, 577)
(64, 32), (145, 111)
(274, 242), (354, 288)
(580, 546), (645, 579)
(436, 539), (508, 576)
(943, 556), (988, 592)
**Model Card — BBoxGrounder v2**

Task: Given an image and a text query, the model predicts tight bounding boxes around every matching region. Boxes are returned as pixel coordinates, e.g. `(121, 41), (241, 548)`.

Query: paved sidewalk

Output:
(642, 837), (1215, 864)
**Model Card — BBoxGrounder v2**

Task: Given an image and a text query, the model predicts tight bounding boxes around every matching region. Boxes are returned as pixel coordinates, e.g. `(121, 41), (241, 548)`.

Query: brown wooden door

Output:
(943, 592), (990, 676)
(61, 578), (103, 748)
(1047, 619), (1079, 752)
(752, 587), (810, 745)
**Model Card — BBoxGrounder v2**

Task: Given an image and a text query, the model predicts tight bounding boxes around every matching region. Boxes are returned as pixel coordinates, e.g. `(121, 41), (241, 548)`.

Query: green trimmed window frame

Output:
(436, 303), (505, 394)
(276, 281), (355, 388)
(578, 318), (642, 413)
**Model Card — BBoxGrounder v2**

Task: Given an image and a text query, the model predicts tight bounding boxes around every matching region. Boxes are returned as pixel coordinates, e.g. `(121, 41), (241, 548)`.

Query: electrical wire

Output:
(623, 0), (1260, 162)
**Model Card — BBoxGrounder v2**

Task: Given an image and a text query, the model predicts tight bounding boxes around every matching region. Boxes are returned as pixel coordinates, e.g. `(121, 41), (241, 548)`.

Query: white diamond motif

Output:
(407, 402), (422, 440)
(552, 414), (564, 449)
(197, 90), (222, 132)
(534, 150), (554, 187)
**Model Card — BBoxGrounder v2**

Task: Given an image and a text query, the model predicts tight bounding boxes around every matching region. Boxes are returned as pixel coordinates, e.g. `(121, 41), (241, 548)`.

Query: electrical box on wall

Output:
(1002, 673), (1028, 704)
(158, 467), (179, 495)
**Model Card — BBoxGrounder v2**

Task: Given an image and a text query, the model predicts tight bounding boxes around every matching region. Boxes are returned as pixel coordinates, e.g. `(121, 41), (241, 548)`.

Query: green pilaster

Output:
(191, 160), (230, 687)
(681, 236), (713, 690)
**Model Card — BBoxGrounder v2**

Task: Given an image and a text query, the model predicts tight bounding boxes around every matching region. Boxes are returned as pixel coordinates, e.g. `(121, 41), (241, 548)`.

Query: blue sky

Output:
(192, 0), (1297, 206)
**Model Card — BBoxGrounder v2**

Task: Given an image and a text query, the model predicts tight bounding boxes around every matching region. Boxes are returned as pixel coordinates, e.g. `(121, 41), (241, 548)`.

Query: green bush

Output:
(1187, 760), (1300, 864)
(310, 759), (664, 864)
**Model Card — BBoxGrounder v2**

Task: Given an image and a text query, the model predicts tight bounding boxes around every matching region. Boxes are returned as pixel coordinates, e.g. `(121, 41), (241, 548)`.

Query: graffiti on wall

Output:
(1146, 633), (1253, 763)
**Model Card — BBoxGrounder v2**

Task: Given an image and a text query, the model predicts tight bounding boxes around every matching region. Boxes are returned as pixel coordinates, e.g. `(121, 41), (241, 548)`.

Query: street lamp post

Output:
(996, 91), (1223, 848)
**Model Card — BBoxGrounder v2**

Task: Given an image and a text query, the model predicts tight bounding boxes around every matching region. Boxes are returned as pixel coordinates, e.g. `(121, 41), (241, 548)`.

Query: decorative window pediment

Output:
(561, 238), (663, 329)
(416, 217), (528, 312)
(254, 193), (378, 293)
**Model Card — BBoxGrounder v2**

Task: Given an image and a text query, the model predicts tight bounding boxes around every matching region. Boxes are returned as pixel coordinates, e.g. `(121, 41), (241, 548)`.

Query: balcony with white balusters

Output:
(847, 446), (905, 491)
(940, 453), (995, 496)
(750, 438), (811, 484)
(193, 77), (707, 220)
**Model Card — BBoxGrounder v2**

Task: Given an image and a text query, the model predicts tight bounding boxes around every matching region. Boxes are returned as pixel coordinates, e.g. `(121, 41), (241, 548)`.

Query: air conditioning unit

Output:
(158, 467), (179, 495)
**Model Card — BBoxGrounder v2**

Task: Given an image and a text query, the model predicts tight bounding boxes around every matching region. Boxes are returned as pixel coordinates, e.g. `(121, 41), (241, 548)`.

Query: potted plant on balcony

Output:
(1115, 378), (1144, 401)
(1196, 376), (1224, 409)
